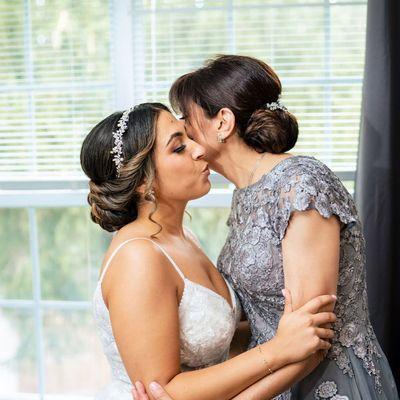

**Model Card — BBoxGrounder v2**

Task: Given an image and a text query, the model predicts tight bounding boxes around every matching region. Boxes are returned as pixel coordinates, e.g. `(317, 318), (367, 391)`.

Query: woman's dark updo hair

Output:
(169, 55), (298, 153)
(80, 103), (169, 232)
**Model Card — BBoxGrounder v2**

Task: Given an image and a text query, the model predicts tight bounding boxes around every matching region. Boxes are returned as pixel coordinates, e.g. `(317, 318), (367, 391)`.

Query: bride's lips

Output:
(201, 164), (210, 175)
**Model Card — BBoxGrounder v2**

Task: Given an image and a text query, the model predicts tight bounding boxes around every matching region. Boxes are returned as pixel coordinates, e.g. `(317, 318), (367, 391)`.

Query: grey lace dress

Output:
(217, 155), (399, 400)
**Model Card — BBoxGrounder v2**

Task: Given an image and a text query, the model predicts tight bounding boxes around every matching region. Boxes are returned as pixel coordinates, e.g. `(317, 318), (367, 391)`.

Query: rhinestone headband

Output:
(264, 99), (288, 112)
(110, 106), (136, 175)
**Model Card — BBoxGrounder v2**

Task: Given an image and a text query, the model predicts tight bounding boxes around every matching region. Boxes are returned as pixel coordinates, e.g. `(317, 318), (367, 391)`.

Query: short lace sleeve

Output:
(273, 157), (357, 241)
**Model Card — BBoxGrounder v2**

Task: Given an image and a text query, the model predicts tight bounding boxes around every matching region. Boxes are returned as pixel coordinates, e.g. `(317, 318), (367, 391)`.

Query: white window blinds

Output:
(0, 0), (115, 179)
(1, 0), (367, 180)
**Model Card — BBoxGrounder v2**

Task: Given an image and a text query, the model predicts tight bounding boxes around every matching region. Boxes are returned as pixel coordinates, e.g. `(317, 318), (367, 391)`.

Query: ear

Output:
(215, 108), (236, 141)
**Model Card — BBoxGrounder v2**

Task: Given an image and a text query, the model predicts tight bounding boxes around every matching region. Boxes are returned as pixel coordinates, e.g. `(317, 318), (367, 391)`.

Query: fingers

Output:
(312, 311), (337, 326)
(314, 327), (335, 340)
(300, 294), (337, 314)
(317, 338), (332, 351)
(132, 386), (148, 400)
(282, 288), (293, 314)
(149, 381), (173, 400)
(315, 349), (326, 364)
(132, 380), (172, 400)
(136, 381), (150, 399)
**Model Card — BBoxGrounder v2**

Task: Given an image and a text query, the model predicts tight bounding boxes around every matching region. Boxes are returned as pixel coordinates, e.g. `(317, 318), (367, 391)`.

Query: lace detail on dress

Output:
(315, 381), (349, 400)
(179, 279), (240, 368)
(272, 161), (357, 240)
(218, 155), (384, 396)
(273, 158), (383, 391)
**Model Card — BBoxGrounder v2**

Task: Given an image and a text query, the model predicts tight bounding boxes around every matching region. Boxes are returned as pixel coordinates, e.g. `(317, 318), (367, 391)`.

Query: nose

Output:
(191, 141), (206, 160)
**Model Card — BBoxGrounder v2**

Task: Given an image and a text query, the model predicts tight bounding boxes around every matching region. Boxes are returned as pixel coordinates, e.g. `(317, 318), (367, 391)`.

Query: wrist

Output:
(259, 337), (288, 372)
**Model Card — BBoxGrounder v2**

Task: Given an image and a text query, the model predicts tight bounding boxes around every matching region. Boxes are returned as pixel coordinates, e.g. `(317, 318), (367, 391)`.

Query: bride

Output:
(80, 102), (337, 400)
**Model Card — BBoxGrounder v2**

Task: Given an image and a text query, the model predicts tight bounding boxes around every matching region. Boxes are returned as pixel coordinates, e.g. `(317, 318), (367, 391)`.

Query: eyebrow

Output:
(165, 131), (183, 147)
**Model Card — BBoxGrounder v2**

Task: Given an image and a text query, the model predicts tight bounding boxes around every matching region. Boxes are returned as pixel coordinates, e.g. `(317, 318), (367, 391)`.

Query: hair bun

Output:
(88, 180), (138, 232)
(242, 108), (299, 153)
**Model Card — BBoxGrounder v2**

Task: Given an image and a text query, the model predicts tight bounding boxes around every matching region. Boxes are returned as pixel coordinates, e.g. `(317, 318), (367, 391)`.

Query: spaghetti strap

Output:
(146, 239), (186, 280)
(98, 237), (185, 284)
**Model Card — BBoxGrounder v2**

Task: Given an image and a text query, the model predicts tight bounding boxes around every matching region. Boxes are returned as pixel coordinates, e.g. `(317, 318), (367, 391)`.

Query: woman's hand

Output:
(266, 289), (337, 365)
(132, 381), (173, 400)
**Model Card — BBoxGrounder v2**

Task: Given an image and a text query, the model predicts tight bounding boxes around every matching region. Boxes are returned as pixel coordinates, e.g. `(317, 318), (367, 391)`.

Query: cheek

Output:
(199, 132), (214, 148)
(156, 156), (210, 199)
(196, 124), (213, 143)
(189, 129), (214, 155)
(156, 156), (192, 187)
(196, 130), (220, 161)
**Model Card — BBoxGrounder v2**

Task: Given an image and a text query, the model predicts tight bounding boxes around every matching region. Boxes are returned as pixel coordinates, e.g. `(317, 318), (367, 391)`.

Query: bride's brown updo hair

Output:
(169, 55), (298, 153)
(80, 103), (169, 232)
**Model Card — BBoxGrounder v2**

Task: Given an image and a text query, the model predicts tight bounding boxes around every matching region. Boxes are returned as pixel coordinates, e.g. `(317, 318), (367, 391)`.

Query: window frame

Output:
(0, 0), (365, 398)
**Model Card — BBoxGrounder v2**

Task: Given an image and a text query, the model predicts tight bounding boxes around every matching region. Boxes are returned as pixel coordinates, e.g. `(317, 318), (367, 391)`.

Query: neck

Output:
(137, 198), (187, 237)
(209, 134), (267, 188)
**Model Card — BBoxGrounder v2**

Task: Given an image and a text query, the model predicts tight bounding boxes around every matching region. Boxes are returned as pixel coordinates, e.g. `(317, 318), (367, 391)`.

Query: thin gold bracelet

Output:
(258, 345), (274, 375)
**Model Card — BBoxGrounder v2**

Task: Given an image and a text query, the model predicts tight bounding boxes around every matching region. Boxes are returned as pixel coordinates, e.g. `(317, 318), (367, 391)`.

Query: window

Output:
(0, 0), (367, 398)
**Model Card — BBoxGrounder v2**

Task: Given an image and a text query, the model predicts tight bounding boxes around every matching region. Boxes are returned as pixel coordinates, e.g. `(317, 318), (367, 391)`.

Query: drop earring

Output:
(144, 188), (156, 202)
(216, 121), (226, 143)
(217, 133), (226, 143)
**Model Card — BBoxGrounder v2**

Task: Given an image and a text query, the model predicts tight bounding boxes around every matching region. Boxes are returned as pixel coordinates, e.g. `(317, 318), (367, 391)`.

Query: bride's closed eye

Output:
(173, 144), (186, 153)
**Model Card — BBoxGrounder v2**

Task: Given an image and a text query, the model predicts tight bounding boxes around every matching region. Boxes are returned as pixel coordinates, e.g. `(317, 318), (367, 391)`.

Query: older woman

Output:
(133, 55), (398, 400)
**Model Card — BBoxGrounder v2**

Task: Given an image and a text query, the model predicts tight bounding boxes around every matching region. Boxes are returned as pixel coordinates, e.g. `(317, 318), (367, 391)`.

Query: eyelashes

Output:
(171, 132), (195, 154)
(173, 144), (186, 153)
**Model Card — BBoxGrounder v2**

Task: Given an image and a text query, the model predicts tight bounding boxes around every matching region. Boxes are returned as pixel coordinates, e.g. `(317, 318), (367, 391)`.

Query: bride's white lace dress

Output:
(92, 236), (241, 399)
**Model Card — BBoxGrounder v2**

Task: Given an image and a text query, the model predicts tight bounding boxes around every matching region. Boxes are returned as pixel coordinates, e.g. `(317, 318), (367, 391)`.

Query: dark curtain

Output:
(355, 0), (400, 388)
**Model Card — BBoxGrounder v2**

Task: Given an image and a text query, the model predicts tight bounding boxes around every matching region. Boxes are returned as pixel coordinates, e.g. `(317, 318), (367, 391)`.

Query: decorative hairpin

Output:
(264, 99), (288, 112)
(110, 106), (136, 175)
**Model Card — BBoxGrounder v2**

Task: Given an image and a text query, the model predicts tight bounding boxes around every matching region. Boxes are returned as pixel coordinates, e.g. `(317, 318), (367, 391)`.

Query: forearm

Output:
(163, 339), (288, 400)
(231, 353), (322, 400)
(132, 291), (337, 400)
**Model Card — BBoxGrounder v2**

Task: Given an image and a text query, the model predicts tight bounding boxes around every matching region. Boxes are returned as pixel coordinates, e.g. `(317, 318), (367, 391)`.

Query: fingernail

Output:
(331, 295), (337, 300)
(149, 381), (163, 395)
(281, 289), (286, 296)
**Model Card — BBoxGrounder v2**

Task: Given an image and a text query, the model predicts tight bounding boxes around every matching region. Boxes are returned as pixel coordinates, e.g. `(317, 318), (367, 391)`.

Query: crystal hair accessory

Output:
(264, 99), (287, 112)
(110, 106), (136, 175)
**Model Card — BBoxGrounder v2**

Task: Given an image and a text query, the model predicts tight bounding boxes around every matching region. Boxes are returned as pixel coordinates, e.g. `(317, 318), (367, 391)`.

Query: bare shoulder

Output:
(102, 238), (177, 303)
